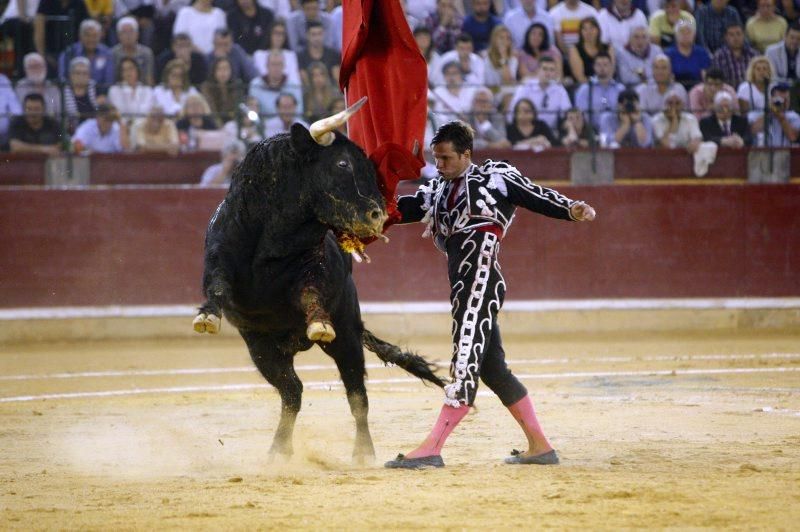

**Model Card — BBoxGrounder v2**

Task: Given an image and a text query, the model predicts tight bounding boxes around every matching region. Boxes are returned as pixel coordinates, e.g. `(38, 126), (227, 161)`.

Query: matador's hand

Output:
(571, 201), (596, 221)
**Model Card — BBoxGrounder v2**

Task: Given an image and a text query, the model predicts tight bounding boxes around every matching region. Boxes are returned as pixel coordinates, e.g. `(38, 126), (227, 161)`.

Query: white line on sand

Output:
(2, 353), (798, 381)
(1, 367), (798, 403)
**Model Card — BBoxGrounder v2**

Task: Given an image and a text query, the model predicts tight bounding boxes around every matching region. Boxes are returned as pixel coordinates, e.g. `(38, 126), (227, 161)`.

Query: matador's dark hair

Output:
(431, 120), (474, 155)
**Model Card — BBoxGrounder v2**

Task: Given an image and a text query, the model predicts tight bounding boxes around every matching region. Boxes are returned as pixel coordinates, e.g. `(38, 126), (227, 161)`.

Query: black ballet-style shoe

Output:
(384, 453), (445, 469)
(504, 448), (560, 465)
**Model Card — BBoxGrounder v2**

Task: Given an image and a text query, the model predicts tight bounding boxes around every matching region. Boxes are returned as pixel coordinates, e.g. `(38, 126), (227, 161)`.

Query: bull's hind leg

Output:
(241, 331), (303, 459)
(319, 333), (375, 464)
(300, 286), (336, 343)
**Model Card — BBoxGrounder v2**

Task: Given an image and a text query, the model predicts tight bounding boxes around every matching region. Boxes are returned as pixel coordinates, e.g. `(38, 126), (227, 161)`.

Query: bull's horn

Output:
(309, 96), (368, 146)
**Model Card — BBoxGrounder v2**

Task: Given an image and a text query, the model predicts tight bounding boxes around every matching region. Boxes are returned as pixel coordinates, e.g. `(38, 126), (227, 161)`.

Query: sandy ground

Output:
(1, 330), (800, 530)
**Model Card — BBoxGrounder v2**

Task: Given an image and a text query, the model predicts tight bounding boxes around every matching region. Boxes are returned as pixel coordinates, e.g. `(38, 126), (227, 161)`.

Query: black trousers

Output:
(443, 229), (528, 407)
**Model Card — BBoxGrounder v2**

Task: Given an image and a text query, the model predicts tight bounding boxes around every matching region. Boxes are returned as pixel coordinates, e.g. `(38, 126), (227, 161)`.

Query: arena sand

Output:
(1, 330), (799, 529)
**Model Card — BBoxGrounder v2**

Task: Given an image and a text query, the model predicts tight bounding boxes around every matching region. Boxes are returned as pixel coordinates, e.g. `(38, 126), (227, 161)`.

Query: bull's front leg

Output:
(300, 286), (336, 343)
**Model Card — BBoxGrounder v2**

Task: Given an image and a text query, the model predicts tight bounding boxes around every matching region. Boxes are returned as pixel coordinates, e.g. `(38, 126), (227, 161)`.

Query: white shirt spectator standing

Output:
(172, 0), (227, 55)
(502, 0), (555, 50)
(549, 0), (599, 54)
(508, 57), (571, 130)
(616, 26), (662, 85)
(597, 0), (649, 49)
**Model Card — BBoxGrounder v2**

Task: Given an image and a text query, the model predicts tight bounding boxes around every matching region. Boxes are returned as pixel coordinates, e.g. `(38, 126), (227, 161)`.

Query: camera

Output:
(771, 97), (785, 108)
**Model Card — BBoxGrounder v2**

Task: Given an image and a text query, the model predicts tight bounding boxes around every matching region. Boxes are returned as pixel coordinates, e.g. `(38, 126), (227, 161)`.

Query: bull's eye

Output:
(337, 160), (349, 169)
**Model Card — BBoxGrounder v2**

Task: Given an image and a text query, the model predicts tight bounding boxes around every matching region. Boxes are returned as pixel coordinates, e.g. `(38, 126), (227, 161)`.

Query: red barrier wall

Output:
(0, 184), (798, 308)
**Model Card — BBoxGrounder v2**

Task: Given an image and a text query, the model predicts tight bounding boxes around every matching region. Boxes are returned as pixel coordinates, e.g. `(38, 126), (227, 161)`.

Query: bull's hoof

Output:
(193, 313), (221, 334)
(306, 321), (336, 343)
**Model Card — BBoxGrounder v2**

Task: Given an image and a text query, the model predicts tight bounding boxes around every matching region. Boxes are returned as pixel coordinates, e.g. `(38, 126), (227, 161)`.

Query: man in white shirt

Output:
(430, 32), (485, 87)
(549, 0), (599, 55)
(508, 56), (571, 130)
(502, 0), (554, 50)
(264, 92), (309, 137)
(597, 0), (648, 49)
(71, 104), (127, 154)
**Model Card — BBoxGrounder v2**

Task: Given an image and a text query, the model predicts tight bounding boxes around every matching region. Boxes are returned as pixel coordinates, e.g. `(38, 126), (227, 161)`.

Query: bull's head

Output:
(290, 97), (388, 245)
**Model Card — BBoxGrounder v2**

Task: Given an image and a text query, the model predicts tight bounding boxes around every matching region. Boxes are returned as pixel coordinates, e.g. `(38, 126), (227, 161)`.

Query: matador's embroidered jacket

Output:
(397, 159), (578, 248)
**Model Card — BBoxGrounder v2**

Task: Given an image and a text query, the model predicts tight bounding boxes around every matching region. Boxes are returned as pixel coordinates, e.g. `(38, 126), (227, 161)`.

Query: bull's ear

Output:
(290, 123), (317, 155)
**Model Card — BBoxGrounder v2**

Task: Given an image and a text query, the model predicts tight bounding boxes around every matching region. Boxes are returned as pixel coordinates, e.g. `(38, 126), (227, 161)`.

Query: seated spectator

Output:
(249, 51), (304, 119)
(737, 56), (774, 113)
(765, 21), (800, 83)
(111, 16), (155, 87)
(430, 61), (477, 121)
(0, 74), (21, 149)
(468, 87), (512, 149)
(653, 90), (703, 152)
(172, 0), (227, 55)
(297, 21), (341, 86)
(175, 94), (220, 144)
(8, 93), (61, 154)
(433, 32), (486, 87)
(200, 139), (247, 186)
(700, 91), (753, 146)
(223, 95), (265, 145)
(63, 57), (99, 131)
(117, 1), (157, 50)
(599, 89), (654, 147)
(575, 52), (625, 129)
(153, 59), (199, 116)
(712, 22), (758, 89)
(689, 67), (740, 119)
(481, 25), (519, 111)
(207, 28), (258, 86)
(597, 0), (648, 49)
(253, 21), (302, 90)
(750, 82), (800, 145)
(14, 53), (62, 118)
(34, 0), (90, 77)
(155, 34), (208, 87)
(648, 0), (696, 48)
(666, 19), (713, 89)
(108, 57), (155, 125)
(506, 97), (558, 150)
(129, 104), (180, 155)
(264, 92), (309, 137)
(502, 0), (555, 51)
(57, 19), (114, 91)
(303, 61), (342, 123)
(425, 0), (465, 53)
(287, 0), (333, 52)
(636, 54), (689, 115)
(550, 0), (599, 56)
(616, 25), (662, 85)
(414, 26), (443, 82)
(746, 0), (788, 53)
(559, 107), (595, 148)
(569, 16), (616, 85)
(226, 0), (274, 55)
(517, 22), (563, 80)
(509, 56), (571, 130)
(696, 0), (743, 54)
(461, 0), (501, 53)
(71, 104), (127, 154)
(202, 57), (244, 126)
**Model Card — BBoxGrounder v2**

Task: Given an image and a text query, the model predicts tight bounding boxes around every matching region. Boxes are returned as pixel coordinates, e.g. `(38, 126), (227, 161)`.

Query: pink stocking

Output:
(507, 395), (553, 455)
(404, 404), (470, 458)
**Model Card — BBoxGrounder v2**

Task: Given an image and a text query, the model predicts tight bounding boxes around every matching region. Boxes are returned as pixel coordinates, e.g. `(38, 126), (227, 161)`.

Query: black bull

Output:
(195, 123), (444, 461)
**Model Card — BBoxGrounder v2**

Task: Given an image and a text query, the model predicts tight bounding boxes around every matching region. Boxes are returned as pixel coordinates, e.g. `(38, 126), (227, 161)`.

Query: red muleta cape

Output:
(340, 0), (428, 228)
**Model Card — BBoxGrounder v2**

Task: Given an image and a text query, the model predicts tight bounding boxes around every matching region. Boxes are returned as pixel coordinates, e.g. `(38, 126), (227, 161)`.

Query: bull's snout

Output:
(367, 208), (388, 234)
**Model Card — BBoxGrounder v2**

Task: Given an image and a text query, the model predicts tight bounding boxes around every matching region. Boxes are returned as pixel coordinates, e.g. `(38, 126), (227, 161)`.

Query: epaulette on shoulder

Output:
(479, 159), (516, 175)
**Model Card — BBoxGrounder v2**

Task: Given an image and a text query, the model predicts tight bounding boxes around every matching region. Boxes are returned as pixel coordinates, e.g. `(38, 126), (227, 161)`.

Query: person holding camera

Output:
(750, 83), (800, 146)
(599, 89), (654, 148)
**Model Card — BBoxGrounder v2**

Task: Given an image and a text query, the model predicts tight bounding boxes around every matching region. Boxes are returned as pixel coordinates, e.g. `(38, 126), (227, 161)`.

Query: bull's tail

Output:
(362, 329), (446, 388)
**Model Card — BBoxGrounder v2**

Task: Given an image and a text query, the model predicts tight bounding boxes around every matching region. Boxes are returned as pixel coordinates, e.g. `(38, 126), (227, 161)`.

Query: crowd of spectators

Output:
(0, 0), (798, 162)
